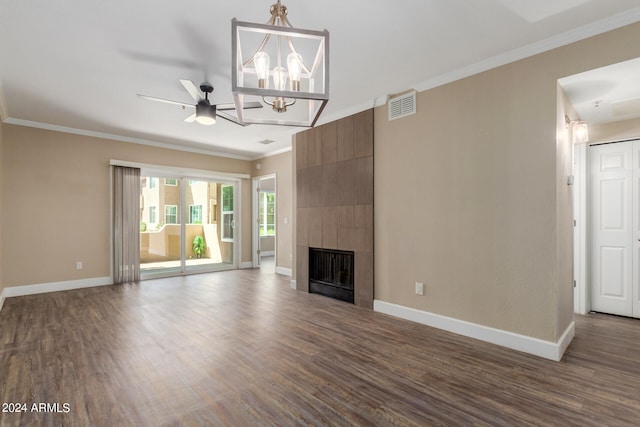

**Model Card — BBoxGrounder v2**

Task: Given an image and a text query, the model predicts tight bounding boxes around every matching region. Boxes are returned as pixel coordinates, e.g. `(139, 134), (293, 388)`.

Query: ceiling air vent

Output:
(258, 139), (275, 145)
(388, 91), (416, 121)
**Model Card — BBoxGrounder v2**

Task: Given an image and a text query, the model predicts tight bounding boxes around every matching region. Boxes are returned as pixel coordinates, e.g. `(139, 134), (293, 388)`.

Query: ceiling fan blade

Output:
(180, 79), (202, 102)
(184, 113), (197, 123)
(216, 111), (248, 127)
(242, 101), (263, 110)
(137, 94), (193, 108)
(216, 103), (236, 110)
(216, 101), (263, 111)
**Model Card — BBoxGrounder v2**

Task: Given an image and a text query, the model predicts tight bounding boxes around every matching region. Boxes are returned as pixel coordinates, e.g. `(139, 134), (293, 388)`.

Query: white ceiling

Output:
(1, 1), (640, 160)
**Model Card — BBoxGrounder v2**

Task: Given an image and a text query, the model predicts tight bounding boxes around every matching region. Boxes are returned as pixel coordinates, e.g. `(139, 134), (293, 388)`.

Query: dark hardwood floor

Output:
(1, 267), (640, 426)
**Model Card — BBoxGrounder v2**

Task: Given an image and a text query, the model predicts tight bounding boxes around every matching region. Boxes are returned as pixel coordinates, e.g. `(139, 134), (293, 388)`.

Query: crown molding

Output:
(305, 7), (640, 139)
(3, 117), (256, 161)
(414, 7), (640, 93)
(252, 145), (292, 160)
(4, 9), (640, 160)
(315, 99), (379, 127)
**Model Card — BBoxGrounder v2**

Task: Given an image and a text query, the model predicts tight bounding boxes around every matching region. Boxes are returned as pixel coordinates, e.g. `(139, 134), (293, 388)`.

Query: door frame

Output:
(573, 142), (588, 314)
(252, 173), (277, 268)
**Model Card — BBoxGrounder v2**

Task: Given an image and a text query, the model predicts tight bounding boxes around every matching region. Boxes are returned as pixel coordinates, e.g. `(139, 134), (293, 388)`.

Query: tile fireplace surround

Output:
(294, 109), (374, 308)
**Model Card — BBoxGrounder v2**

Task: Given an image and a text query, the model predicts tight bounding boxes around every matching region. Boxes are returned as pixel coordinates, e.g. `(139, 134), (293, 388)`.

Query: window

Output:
(259, 192), (275, 236)
(149, 177), (158, 189)
(149, 206), (157, 223)
(165, 178), (177, 186)
(222, 185), (234, 241)
(165, 205), (178, 224)
(189, 205), (203, 224)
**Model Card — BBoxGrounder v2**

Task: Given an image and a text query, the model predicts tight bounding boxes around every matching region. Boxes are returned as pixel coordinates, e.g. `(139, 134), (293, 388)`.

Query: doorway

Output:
(252, 174), (276, 271)
(588, 140), (640, 318)
(561, 57), (640, 318)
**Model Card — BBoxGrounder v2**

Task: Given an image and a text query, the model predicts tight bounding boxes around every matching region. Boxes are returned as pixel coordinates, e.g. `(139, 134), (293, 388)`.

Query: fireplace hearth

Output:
(309, 248), (354, 303)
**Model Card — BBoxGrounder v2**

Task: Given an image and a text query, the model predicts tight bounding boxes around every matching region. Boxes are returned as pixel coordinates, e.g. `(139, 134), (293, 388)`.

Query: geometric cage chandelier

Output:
(231, 0), (329, 127)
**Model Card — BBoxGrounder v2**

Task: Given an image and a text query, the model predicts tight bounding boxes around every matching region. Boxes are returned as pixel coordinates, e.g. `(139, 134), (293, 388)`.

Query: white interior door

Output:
(589, 141), (635, 317)
(633, 142), (640, 318)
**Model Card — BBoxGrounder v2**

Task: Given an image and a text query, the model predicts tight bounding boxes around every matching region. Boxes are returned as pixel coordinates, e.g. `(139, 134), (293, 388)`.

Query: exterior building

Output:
(140, 178), (230, 265)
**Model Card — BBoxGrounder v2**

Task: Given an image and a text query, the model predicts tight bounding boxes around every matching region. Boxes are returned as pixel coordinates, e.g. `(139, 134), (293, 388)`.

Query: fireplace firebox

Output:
(309, 248), (354, 303)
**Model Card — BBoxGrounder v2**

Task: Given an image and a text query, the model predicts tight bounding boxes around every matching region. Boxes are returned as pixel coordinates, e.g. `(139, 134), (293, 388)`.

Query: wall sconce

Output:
(231, 1), (329, 127)
(565, 115), (589, 143)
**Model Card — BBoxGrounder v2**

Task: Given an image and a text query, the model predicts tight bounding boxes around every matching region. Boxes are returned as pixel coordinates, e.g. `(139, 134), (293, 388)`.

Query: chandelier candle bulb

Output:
(272, 66), (288, 91)
(254, 52), (271, 88)
(287, 52), (303, 91)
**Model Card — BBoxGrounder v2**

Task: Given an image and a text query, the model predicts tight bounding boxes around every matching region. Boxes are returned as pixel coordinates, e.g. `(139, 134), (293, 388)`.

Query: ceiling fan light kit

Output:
(138, 79), (262, 127)
(195, 83), (216, 125)
(195, 101), (216, 125)
(231, 0), (329, 127)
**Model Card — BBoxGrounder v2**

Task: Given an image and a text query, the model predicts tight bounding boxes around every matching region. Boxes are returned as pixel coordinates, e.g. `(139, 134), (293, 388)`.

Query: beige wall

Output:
(260, 236), (275, 252)
(1, 124), (252, 287)
(252, 151), (293, 271)
(0, 119), (4, 295)
(590, 117), (640, 143)
(556, 85), (576, 338)
(374, 22), (640, 342)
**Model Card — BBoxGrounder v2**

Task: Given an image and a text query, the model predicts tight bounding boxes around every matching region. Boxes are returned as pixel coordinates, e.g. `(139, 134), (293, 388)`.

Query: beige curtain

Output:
(113, 166), (141, 283)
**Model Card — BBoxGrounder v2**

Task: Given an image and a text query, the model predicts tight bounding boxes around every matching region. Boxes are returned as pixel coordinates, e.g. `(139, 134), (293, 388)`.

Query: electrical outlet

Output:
(415, 282), (424, 295)
(76, 261), (83, 270)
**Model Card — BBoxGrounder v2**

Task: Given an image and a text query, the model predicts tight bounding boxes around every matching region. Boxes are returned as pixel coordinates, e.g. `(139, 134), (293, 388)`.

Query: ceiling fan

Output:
(138, 79), (262, 126)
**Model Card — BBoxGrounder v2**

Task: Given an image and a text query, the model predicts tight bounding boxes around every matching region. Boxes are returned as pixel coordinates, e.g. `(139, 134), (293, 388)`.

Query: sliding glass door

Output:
(139, 174), (236, 278)
(139, 175), (182, 275)
(184, 180), (235, 272)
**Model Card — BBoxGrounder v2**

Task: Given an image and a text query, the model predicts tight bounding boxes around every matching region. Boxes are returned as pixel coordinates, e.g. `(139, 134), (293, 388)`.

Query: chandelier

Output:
(231, 0), (329, 126)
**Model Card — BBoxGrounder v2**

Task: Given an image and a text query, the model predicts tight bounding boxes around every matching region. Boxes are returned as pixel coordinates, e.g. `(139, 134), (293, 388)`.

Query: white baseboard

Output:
(374, 300), (575, 361)
(290, 279), (297, 289)
(275, 266), (292, 277)
(557, 319), (576, 359)
(239, 261), (253, 269)
(3, 276), (113, 298)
